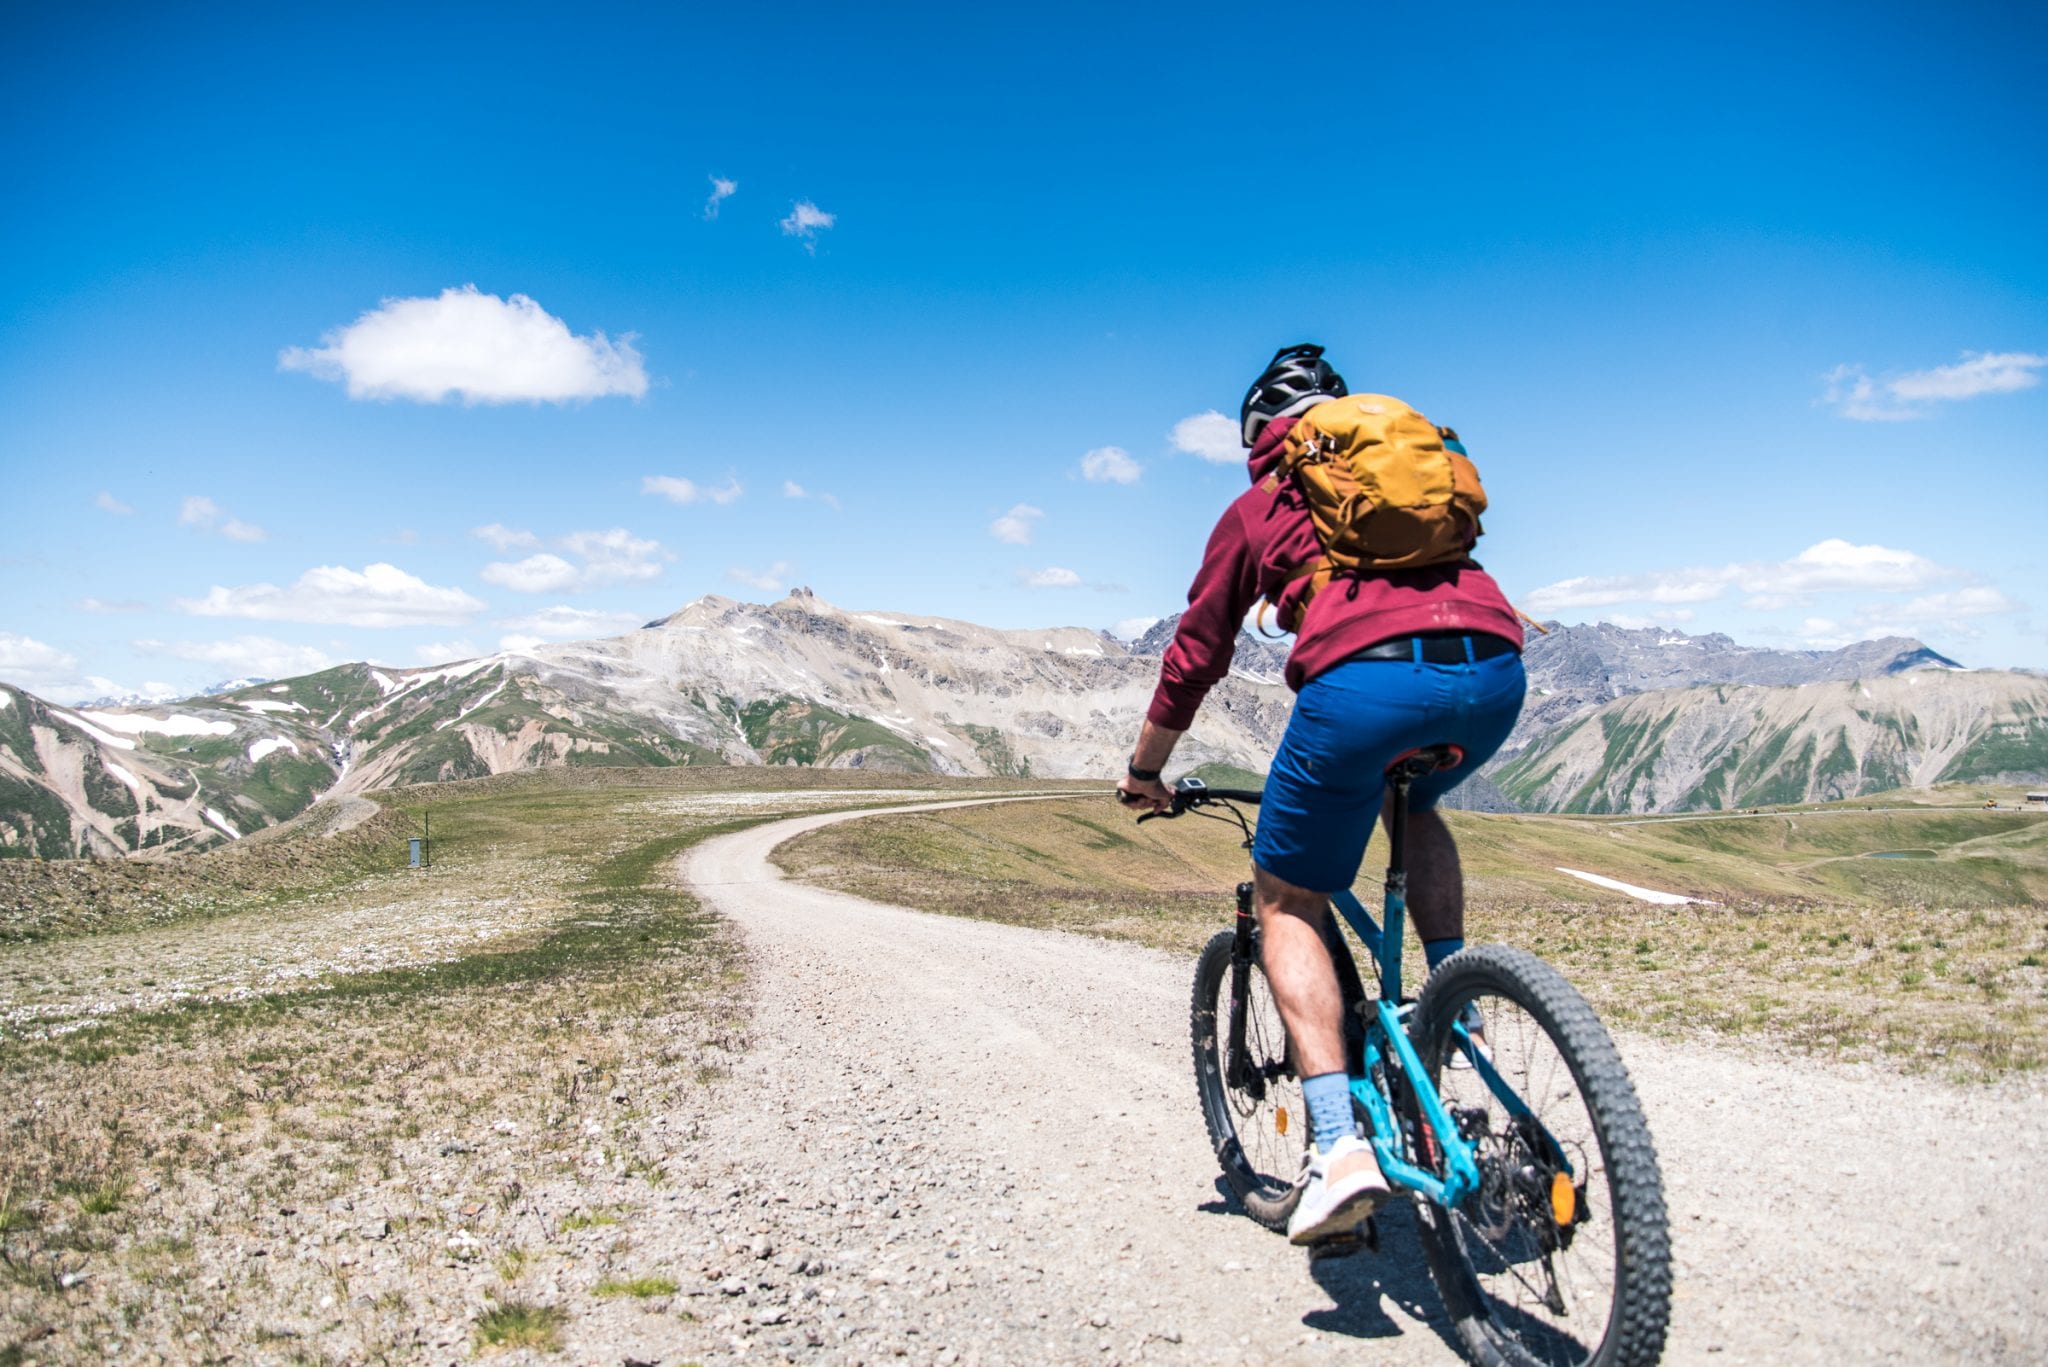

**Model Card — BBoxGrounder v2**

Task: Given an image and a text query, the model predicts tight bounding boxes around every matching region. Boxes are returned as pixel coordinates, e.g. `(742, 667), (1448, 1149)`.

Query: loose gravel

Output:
(658, 797), (2048, 1365)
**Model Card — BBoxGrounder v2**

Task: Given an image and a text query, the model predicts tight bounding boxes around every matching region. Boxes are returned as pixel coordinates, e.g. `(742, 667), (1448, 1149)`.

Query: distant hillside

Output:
(1, 598), (2012, 857)
(1494, 671), (2048, 813)
(1509, 621), (1961, 757)
(1, 592), (1296, 858)
(0, 681), (348, 859)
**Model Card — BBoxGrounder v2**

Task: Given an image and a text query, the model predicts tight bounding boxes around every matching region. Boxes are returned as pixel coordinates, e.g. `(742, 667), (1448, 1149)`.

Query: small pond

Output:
(1863, 849), (1938, 860)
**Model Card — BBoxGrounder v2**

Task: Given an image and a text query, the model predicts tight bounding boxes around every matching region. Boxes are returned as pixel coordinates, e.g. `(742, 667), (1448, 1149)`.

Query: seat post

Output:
(1379, 773), (1412, 1000)
(1384, 774), (1410, 900)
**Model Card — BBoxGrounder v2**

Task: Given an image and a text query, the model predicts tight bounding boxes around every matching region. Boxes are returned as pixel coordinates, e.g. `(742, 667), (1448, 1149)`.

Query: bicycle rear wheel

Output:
(1407, 945), (1670, 1367)
(1190, 928), (1303, 1230)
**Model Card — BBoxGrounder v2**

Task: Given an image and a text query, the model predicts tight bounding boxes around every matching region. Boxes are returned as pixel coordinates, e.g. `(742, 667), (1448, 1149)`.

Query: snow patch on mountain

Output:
(78, 710), (235, 738)
(50, 711), (138, 750)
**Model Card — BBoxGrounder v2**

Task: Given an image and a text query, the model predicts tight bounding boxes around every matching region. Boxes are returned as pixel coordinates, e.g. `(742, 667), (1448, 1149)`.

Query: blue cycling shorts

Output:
(1251, 645), (1525, 894)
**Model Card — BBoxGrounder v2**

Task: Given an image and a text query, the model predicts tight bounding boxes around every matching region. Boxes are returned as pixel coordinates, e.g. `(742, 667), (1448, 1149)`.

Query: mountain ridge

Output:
(0, 600), (2028, 857)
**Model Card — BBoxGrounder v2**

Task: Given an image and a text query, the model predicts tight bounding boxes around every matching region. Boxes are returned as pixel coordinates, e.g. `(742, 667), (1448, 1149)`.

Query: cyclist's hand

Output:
(1116, 773), (1171, 814)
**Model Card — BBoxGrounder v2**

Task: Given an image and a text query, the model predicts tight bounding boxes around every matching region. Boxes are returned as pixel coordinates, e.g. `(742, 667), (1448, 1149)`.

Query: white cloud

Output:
(780, 200), (835, 253)
(180, 494), (267, 542)
(175, 563), (486, 627)
(726, 561), (796, 593)
(1170, 410), (1241, 463)
(990, 503), (1043, 546)
(1796, 616), (1856, 649)
(472, 522), (541, 552)
(1743, 540), (1953, 608)
(1856, 586), (2022, 629)
(77, 597), (148, 614)
(482, 554), (580, 594)
(643, 474), (744, 505)
(483, 529), (669, 594)
(95, 491), (134, 515)
(1890, 352), (2045, 401)
(560, 528), (666, 584)
(499, 634), (547, 655)
(1079, 446), (1141, 484)
(1524, 570), (1731, 612)
(134, 635), (337, 678)
(279, 285), (648, 405)
(0, 632), (86, 698)
(703, 175), (738, 219)
(1021, 567), (1082, 589)
(415, 639), (480, 663)
(495, 605), (643, 641)
(775, 478), (841, 509)
(1526, 539), (1957, 614)
(1110, 615), (1161, 641)
(1596, 610), (1695, 630)
(1823, 351), (2046, 421)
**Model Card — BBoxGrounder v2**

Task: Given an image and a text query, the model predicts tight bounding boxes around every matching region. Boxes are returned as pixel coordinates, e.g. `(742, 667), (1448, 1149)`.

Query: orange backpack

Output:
(1259, 394), (1488, 633)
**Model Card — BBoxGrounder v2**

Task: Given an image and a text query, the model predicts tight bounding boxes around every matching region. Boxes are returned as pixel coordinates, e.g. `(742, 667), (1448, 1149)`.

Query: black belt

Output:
(1349, 632), (1519, 665)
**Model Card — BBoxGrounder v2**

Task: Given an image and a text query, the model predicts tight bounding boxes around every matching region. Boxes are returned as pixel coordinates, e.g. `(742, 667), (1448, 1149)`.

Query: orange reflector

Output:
(1551, 1172), (1576, 1226)
(1275, 1106), (1289, 1137)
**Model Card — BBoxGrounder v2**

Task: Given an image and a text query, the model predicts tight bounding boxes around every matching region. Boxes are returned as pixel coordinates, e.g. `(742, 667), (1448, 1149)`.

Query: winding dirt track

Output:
(684, 798), (2048, 1365)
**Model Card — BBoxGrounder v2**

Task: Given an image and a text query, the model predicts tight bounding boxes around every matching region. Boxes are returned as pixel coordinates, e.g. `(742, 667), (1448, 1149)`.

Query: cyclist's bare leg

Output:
(1255, 864), (1391, 1232)
(1394, 806), (1465, 943)
(1251, 865), (1346, 1077)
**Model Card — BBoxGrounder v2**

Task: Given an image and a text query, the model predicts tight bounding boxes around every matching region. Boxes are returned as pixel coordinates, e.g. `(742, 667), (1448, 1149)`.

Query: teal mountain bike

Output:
(1158, 748), (1671, 1367)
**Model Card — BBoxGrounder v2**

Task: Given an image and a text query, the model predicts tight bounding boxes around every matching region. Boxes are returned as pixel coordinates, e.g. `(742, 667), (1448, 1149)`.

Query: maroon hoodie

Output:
(1146, 414), (1525, 732)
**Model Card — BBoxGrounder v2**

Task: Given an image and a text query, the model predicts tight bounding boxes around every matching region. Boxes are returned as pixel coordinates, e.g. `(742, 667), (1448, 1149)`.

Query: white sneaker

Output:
(1287, 1134), (1391, 1246)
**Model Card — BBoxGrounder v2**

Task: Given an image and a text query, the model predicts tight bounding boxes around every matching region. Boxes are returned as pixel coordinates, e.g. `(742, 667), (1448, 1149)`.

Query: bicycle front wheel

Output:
(1408, 945), (1671, 1367)
(1190, 928), (1303, 1231)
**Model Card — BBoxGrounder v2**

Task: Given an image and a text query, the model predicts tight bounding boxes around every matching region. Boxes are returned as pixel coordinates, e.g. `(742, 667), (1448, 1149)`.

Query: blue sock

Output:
(1423, 936), (1465, 973)
(1302, 1071), (1356, 1151)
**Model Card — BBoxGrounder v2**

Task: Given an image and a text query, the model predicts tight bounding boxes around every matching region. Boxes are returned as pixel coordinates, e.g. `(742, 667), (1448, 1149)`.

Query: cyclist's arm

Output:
(1115, 718), (1183, 811)
(1148, 497), (1262, 732)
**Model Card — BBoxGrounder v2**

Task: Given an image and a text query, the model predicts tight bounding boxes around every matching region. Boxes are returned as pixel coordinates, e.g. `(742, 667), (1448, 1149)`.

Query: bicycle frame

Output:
(1332, 771), (1494, 1209)
(1176, 773), (1564, 1210)
(1329, 880), (1482, 1209)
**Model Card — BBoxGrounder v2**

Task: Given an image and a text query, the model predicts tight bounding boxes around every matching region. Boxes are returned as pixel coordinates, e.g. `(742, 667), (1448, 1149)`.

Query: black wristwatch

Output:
(1127, 760), (1162, 783)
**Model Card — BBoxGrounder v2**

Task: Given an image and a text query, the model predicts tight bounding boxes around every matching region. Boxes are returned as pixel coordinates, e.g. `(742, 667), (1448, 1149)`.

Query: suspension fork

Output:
(1225, 880), (1259, 1091)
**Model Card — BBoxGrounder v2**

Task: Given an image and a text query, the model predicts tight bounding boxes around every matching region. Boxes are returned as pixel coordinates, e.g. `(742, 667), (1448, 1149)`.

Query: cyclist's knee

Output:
(1252, 865), (1327, 923)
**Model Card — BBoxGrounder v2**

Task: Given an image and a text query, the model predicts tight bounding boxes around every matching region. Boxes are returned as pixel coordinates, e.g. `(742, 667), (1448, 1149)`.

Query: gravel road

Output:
(675, 796), (2048, 1366)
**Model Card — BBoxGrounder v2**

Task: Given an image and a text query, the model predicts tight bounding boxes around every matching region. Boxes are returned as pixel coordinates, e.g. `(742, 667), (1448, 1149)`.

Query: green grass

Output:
(474, 1301), (566, 1353)
(3, 767), (951, 1355)
(592, 1274), (677, 1299)
(1181, 760), (1267, 790)
(559, 1209), (621, 1232)
(735, 695), (932, 770)
(778, 790), (2048, 1079)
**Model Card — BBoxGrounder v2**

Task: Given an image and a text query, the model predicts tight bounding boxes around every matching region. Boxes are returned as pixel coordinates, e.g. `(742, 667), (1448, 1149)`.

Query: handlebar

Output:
(1135, 777), (1264, 823)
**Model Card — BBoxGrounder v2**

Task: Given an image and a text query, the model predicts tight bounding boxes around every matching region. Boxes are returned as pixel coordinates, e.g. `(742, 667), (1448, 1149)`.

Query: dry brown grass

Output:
(0, 766), (1051, 1363)
(776, 794), (2048, 1081)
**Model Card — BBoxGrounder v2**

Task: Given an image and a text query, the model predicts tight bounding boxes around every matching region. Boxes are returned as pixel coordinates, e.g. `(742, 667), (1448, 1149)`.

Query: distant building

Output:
(2029, 792), (2048, 810)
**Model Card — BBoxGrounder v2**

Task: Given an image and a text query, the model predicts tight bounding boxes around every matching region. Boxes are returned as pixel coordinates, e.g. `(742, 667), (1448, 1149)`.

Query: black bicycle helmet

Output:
(1239, 343), (1347, 446)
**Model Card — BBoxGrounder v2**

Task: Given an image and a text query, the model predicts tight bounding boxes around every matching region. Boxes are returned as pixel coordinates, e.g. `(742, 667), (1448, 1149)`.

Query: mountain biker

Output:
(1118, 343), (1526, 1246)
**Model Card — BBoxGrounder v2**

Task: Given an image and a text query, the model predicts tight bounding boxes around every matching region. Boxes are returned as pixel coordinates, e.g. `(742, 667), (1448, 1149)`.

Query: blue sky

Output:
(3, 0), (2044, 701)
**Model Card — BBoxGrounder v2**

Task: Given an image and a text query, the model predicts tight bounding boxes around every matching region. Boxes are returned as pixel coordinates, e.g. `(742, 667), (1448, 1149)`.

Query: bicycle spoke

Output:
(1436, 989), (1621, 1365)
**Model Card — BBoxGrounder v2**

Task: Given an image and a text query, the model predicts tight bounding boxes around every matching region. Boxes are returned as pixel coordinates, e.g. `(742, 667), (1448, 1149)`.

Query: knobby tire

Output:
(1190, 928), (1303, 1231)
(1407, 945), (1671, 1367)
